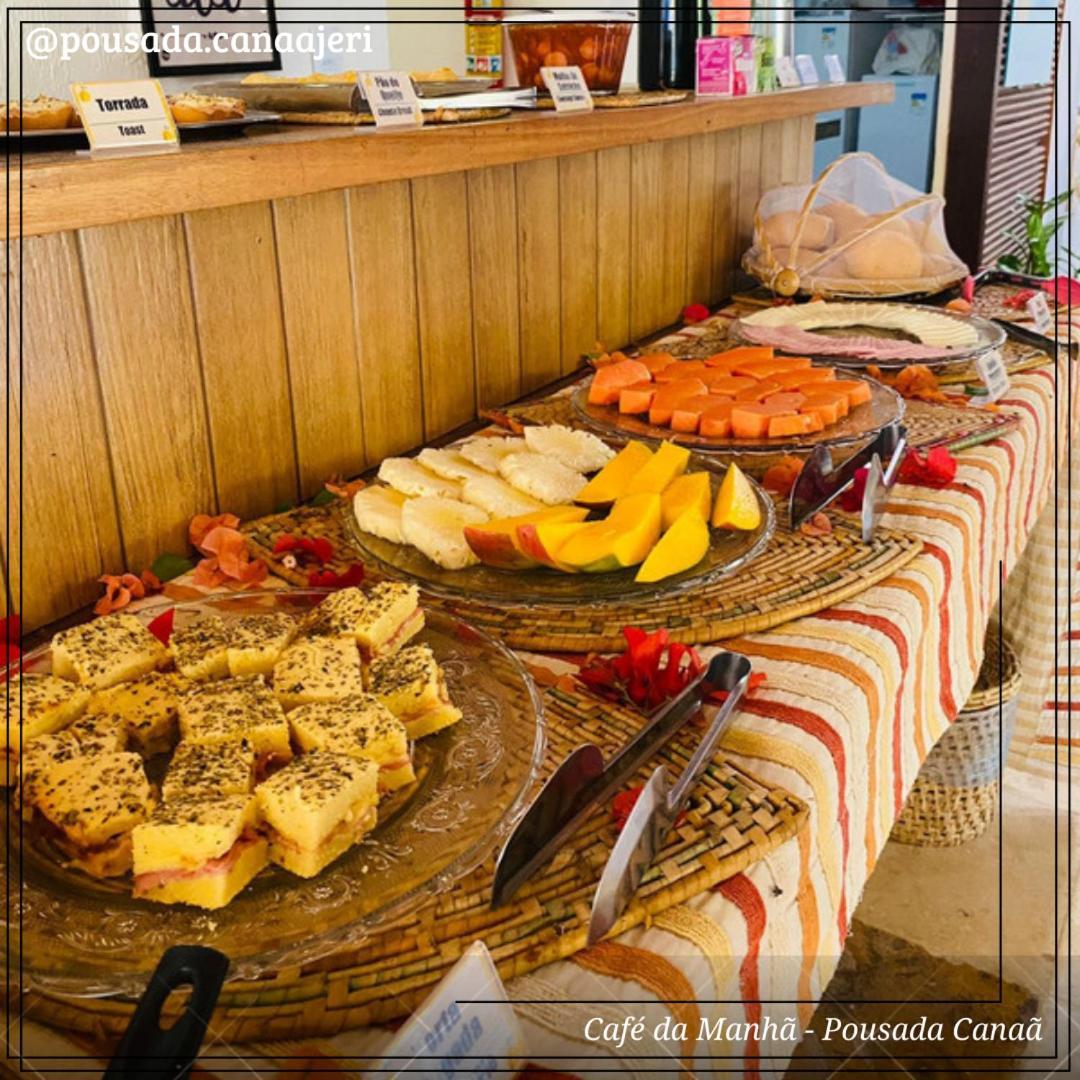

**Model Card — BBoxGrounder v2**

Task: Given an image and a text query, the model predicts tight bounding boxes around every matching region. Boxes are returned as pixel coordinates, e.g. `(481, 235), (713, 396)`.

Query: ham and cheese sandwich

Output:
(132, 794), (267, 909)
(28, 751), (153, 878)
(256, 751), (378, 877)
(288, 695), (415, 793)
(162, 740), (256, 802)
(367, 644), (462, 740)
(169, 616), (231, 682)
(51, 613), (169, 689)
(85, 671), (187, 758)
(1, 674), (90, 786)
(301, 584), (423, 662)
(272, 636), (366, 711)
(177, 677), (292, 776)
(226, 613), (296, 677)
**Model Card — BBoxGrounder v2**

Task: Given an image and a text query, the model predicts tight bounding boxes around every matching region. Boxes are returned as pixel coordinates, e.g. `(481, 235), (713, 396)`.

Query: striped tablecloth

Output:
(7, 349), (1073, 1080)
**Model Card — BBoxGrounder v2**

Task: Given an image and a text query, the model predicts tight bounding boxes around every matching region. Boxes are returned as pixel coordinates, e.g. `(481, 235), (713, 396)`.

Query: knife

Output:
(491, 655), (742, 908)
(789, 422), (907, 536)
(587, 651), (752, 945)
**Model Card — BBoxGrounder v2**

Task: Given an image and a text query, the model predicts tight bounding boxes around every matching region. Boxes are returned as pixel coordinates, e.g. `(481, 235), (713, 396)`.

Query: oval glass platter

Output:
(570, 374), (904, 456)
(729, 304), (1007, 373)
(5, 591), (545, 997)
(345, 461), (776, 608)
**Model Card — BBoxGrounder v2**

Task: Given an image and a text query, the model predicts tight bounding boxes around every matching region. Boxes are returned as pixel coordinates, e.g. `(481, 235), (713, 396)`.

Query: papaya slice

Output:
(704, 346), (775, 367)
(648, 378), (708, 426)
(767, 413), (816, 438)
(654, 360), (708, 383)
(732, 357), (813, 379)
(764, 391), (807, 412)
(829, 379), (873, 408)
(589, 358), (652, 405)
(670, 394), (718, 433)
(774, 367), (836, 390)
(639, 352), (677, 375)
(734, 379), (783, 402)
(705, 375), (757, 397)
(619, 382), (656, 414)
(731, 402), (795, 439)
(799, 394), (844, 425)
(699, 401), (737, 438)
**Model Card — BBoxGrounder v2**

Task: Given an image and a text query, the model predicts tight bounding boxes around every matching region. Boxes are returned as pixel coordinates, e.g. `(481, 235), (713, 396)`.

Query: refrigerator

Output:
(856, 73), (939, 192)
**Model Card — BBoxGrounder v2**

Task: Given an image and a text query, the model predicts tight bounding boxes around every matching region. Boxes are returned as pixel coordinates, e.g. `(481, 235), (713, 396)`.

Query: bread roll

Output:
(867, 213), (914, 239)
(818, 201), (869, 240)
(761, 210), (834, 251)
(844, 231), (923, 281)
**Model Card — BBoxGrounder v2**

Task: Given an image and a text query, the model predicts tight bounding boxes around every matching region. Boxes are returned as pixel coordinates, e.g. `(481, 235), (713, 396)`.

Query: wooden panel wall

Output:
(3, 119), (813, 630)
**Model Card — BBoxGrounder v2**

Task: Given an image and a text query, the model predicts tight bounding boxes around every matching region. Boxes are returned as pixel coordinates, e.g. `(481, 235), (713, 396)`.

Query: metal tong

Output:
(491, 651), (751, 910)
(789, 422), (907, 541)
(587, 652), (751, 943)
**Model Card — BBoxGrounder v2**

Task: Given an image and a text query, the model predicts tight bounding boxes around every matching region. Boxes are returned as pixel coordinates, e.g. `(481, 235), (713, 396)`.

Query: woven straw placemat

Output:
(29, 683), (807, 1042)
(242, 502), (922, 652)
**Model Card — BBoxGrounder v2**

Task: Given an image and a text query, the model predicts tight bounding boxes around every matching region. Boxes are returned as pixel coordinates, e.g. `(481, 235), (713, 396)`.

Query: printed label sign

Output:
(358, 70), (423, 128)
(795, 54), (819, 84)
(1026, 291), (1053, 333)
(376, 942), (524, 1074)
(824, 53), (845, 83)
(541, 66), (593, 112)
(776, 55), (801, 87)
(975, 348), (1011, 402)
(70, 80), (178, 156)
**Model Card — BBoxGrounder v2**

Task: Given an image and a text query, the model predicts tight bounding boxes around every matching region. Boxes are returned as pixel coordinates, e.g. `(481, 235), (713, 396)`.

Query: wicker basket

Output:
(891, 635), (1021, 847)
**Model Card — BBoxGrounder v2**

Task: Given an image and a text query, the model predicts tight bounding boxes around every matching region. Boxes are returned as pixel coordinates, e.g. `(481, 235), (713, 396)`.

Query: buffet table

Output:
(10, 316), (1069, 1076)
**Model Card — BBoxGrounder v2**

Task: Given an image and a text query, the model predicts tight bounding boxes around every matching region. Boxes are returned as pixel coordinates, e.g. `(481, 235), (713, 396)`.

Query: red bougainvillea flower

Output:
(682, 303), (710, 324)
(612, 784), (644, 832)
(761, 456), (805, 497)
(190, 512), (267, 590)
(0, 614), (21, 681)
(898, 446), (957, 488)
(94, 570), (164, 616)
(707, 670), (767, 705)
(308, 564), (365, 589)
(799, 511), (833, 538)
(837, 465), (869, 513)
(147, 606), (175, 646)
(273, 535), (334, 566)
(324, 476), (367, 500)
(578, 626), (704, 710)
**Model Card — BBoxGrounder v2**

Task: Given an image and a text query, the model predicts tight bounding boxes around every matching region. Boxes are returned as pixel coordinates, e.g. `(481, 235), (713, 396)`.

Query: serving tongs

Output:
(491, 651), (751, 909)
(789, 422), (907, 542)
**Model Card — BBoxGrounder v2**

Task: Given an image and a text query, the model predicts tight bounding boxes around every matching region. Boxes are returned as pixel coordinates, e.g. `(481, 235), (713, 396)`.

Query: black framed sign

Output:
(139, 0), (282, 77)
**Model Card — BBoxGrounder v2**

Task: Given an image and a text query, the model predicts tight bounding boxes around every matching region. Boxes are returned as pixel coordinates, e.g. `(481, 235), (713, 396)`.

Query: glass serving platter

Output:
(570, 374), (904, 456)
(729, 304), (1007, 372)
(345, 460), (776, 608)
(5, 591), (545, 997)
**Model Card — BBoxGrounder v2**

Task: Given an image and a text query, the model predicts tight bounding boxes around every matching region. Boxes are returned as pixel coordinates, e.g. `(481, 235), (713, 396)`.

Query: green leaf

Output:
(998, 254), (1022, 271)
(309, 489), (337, 507)
(150, 552), (194, 582)
(273, 500), (295, 514)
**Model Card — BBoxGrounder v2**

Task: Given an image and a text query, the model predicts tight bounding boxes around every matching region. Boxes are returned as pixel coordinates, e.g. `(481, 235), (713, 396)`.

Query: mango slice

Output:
(660, 472), (711, 530)
(576, 440), (654, 508)
(465, 506), (589, 569)
(711, 463), (761, 531)
(635, 509), (710, 583)
(624, 440), (691, 496)
(515, 520), (592, 572)
(559, 492), (662, 572)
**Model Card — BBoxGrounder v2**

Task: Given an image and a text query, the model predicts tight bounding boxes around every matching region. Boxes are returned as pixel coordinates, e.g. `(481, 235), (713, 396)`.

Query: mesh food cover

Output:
(743, 152), (969, 299)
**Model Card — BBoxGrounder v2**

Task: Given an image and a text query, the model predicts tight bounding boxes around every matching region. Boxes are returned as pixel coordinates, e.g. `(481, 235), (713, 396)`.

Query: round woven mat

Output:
(29, 682), (807, 1041)
(243, 503), (922, 652)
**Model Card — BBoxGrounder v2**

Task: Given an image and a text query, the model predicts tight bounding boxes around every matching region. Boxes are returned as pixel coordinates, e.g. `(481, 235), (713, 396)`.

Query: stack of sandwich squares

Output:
(7, 584), (463, 909)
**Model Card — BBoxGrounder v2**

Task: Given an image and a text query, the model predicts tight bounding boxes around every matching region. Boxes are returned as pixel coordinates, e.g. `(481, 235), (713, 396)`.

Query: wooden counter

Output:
(10, 84), (890, 237)
(2, 83), (891, 629)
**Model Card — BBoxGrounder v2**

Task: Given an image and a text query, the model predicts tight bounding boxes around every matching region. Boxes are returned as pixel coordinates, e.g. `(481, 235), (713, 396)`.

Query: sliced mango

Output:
(711, 463), (761, 531)
(623, 440), (691, 496)
(661, 472), (712, 530)
(576, 440), (654, 508)
(635, 509), (710, 583)
(515, 520), (592, 572)
(559, 492), (662, 572)
(465, 506), (589, 569)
